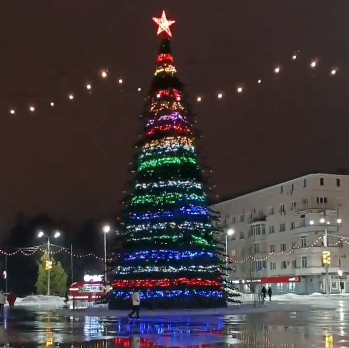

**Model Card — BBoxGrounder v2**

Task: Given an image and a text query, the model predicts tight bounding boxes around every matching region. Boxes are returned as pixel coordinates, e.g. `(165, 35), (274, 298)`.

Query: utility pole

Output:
(322, 229), (330, 295)
(70, 244), (74, 284)
(47, 238), (51, 296)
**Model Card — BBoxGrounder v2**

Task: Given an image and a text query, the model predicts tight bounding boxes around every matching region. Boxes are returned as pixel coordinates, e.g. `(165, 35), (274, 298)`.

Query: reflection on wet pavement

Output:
(0, 299), (348, 347)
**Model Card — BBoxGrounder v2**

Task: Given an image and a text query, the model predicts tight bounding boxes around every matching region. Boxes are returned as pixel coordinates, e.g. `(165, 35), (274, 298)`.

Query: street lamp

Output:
(102, 224), (111, 284)
(226, 228), (235, 277)
(38, 230), (61, 296)
(319, 217), (342, 295)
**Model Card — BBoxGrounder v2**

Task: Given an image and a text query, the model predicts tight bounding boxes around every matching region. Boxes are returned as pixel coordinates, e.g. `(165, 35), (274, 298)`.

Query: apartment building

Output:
(211, 173), (349, 295)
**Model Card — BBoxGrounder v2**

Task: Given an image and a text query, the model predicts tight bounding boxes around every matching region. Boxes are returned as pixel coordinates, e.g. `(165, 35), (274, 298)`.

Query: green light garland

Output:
(139, 156), (197, 171)
(131, 192), (205, 205)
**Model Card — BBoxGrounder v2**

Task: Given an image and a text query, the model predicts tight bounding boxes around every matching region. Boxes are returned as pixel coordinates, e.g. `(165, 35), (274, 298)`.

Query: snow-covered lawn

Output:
(6, 295), (66, 308)
(273, 292), (349, 301)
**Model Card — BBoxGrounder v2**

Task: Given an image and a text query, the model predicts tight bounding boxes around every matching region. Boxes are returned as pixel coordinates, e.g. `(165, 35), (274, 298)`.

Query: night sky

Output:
(0, 1), (348, 233)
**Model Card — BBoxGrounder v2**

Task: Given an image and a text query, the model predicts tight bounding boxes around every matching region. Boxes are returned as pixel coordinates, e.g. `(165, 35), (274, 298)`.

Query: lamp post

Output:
(310, 217), (342, 295)
(38, 230), (61, 296)
(102, 224), (111, 284)
(226, 228), (235, 278)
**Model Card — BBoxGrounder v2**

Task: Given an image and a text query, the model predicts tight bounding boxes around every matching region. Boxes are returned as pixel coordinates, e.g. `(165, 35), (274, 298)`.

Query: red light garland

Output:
(157, 53), (174, 64)
(112, 278), (220, 288)
(146, 124), (191, 136)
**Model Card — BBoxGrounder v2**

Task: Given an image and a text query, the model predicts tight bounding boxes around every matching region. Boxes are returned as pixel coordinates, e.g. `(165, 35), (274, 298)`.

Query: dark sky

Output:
(0, 1), (348, 232)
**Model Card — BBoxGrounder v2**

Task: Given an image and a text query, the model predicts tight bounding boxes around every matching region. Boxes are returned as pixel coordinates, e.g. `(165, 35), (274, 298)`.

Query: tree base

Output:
(107, 290), (227, 310)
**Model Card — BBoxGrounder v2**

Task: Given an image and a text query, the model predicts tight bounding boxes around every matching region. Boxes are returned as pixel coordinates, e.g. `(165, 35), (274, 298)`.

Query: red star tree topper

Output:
(152, 11), (175, 37)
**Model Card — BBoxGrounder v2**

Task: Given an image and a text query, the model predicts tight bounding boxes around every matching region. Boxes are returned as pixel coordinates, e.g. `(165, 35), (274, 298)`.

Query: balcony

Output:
(293, 223), (339, 235)
(293, 204), (338, 216)
(293, 246), (343, 256)
(247, 214), (267, 224)
(294, 266), (341, 276)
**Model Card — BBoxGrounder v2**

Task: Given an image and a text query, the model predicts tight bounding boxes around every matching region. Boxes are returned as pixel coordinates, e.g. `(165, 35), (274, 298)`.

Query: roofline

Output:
(212, 171), (349, 206)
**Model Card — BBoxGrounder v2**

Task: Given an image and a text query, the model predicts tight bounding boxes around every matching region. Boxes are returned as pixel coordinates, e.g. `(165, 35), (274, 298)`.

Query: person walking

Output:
(267, 287), (272, 301)
(0, 290), (6, 312)
(128, 289), (140, 319)
(7, 292), (16, 309)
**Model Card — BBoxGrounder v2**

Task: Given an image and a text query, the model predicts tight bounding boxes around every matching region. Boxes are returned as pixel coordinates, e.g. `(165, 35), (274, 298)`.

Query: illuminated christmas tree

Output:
(108, 11), (225, 309)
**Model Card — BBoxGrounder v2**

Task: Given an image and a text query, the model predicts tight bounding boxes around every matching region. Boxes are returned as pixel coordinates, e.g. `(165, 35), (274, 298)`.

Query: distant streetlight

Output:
(102, 224), (111, 283)
(38, 230), (61, 296)
(225, 228), (235, 277)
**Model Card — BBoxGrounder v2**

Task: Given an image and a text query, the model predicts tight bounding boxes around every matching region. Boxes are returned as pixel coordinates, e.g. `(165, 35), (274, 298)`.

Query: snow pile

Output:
(15, 295), (66, 307)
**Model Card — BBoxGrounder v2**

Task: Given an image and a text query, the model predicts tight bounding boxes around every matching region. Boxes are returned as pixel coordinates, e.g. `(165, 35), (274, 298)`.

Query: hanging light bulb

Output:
(310, 60), (317, 68)
(100, 69), (108, 78)
(9, 109), (15, 115)
(137, 87), (142, 92)
(217, 93), (223, 99)
(330, 69), (337, 75)
(197, 96), (202, 102)
(68, 94), (74, 100)
(274, 67), (280, 73)
(237, 87), (243, 93)
(292, 54), (297, 60)
(118, 78), (123, 84)
(86, 83), (92, 90)
(29, 106), (35, 112)
(50, 102), (55, 107)
(257, 79), (262, 84)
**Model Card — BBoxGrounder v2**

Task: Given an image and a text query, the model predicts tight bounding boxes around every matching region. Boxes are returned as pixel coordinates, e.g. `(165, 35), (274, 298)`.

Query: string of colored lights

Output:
(112, 278), (220, 288)
(3, 52), (346, 116)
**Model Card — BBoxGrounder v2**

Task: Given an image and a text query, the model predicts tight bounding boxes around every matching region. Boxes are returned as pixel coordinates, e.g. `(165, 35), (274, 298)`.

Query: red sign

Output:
(261, 276), (301, 284)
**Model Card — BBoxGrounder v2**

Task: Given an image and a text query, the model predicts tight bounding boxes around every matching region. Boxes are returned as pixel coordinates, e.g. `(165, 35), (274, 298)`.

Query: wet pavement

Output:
(0, 299), (347, 348)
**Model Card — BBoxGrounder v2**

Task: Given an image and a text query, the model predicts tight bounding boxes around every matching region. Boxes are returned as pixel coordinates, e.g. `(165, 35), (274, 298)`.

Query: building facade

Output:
(212, 173), (349, 295)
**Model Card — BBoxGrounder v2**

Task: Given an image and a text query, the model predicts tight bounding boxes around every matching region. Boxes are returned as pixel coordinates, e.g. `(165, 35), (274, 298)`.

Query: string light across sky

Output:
(5, 52), (343, 116)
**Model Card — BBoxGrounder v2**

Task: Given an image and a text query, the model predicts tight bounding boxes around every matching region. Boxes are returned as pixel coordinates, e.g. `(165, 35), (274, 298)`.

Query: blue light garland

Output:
(123, 250), (214, 261)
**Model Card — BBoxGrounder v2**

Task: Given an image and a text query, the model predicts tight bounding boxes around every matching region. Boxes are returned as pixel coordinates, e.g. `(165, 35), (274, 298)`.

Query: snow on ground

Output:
(273, 292), (349, 301)
(7, 295), (66, 308)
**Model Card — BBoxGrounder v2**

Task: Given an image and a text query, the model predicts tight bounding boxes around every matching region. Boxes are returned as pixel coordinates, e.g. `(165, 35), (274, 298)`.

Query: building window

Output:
(339, 258), (341, 267)
(301, 257), (308, 268)
(292, 241), (296, 249)
(303, 179), (307, 187)
(254, 244), (260, 253)
(269, 206), (274, 215)
(269, 225), (275, 234)
(281, 243), (286, 252)
(280, 204), (285, 213)
(280, 222), (286, 232)
(239, 231), (244, 239)
(301, 236), (307, 247)
(291, 201), (296, 210)
(290, 222), (295, 230)
(270, 262), (276, 270)
(281, 261), (287, 269)
(320, 177), (325, 186)
(239, 214), (244, 222)
(231, 250), (236, 257)
(232, 216), (235, 223)
(291, 183), (294, 191)
(270, 244), (275, 253)
(280, 186), (283, 194)
(292, 260), (296, 268)
(337, 178), (341, 187)
(252, 260), (266, 272)
(317, 197), (328, 204)
(248, 211), (252, 220)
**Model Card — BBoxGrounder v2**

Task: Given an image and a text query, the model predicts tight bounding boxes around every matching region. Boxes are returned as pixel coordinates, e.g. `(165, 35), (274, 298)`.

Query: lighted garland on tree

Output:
(108, 11), (226, 309)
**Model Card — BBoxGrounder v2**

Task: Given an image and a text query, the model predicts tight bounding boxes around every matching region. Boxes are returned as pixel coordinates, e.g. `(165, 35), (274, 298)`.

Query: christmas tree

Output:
(108, 11), (225, 309)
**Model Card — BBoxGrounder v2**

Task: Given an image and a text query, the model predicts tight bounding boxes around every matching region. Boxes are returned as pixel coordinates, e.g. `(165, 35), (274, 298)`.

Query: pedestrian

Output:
(7, 291), (16, 309)
(0, 290), (5, 312)
(261, 286), (267, 300)
(128, 289), (140, 319)
(267, 286), (272, 301)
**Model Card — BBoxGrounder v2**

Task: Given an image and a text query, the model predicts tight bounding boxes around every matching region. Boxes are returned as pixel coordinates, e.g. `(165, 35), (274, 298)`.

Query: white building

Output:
(211, 173), (349, 294)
